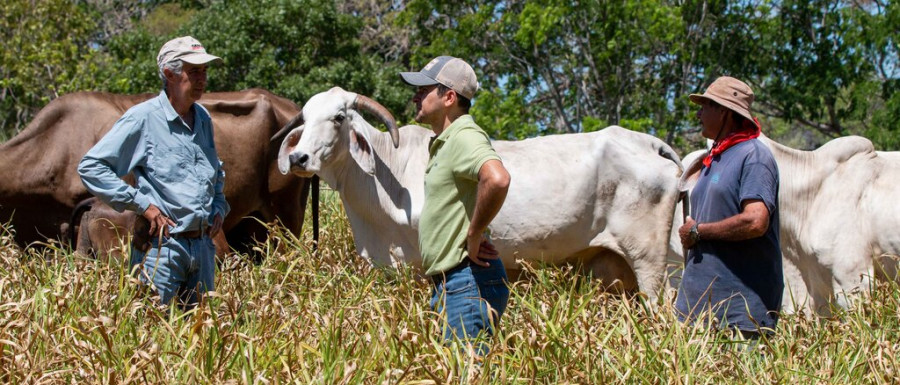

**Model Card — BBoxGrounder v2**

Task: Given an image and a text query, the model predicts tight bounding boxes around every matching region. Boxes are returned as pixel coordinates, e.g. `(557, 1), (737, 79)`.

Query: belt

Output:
(431, 259), (473, 284)
(173, 229), (204, 239)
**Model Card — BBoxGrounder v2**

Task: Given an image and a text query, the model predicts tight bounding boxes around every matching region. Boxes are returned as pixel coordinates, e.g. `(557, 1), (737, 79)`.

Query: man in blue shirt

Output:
(676, 76), (783, 338)
(78, 36), (230, 307)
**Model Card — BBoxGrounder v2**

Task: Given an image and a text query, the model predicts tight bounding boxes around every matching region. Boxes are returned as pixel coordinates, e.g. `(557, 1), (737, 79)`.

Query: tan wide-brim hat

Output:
(689, 76), (755, 122)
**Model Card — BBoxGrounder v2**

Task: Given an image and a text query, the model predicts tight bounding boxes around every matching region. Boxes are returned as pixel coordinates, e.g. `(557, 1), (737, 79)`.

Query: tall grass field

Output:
(1, 188), (898, 384)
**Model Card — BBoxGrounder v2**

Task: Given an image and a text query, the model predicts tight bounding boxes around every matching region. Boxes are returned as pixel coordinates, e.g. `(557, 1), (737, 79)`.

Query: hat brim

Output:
(689, 93), (754, 123)
(400, 72), (439, 87)
(688, 93), (708, 105)
(181, 53), (223, 66)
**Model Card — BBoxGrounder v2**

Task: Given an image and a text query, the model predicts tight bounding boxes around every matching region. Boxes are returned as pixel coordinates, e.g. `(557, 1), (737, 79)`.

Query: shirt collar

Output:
(432, 114), (474, 144)
(157, 90), (181, 122)
(157, 90), (201, 131)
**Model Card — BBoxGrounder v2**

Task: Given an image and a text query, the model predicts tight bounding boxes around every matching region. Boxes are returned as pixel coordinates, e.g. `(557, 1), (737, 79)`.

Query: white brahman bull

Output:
(681, 135), (900, 315)
(276, 87), (684, 299)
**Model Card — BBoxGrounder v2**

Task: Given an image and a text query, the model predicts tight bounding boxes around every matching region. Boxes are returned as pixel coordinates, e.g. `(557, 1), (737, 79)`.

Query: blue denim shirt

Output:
(78, 91), (229, 233)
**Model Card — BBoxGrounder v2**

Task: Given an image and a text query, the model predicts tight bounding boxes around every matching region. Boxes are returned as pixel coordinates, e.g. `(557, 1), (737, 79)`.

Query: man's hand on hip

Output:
(143, 204), (175, 238)
(466, 233), (500, 267)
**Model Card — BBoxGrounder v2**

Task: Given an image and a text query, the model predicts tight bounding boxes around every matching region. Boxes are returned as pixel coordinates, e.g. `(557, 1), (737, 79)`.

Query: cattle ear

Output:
(277, 127), (304, 175)
(349, 128), (376, 175)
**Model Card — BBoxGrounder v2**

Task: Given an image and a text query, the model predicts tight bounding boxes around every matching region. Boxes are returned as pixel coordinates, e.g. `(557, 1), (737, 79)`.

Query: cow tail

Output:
(312, 175), (319, 253)
(69, 197), (96, 248)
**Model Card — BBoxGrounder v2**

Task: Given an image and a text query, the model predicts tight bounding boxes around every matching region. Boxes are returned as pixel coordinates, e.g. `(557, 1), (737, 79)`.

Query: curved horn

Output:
(270, 112), (304, 143)
(353, 94), (399, 148)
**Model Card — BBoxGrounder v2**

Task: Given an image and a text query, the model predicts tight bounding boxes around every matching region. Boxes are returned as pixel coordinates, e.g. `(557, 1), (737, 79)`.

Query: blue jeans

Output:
(130, 235), (216, 307)
(430, 258), (510, 343)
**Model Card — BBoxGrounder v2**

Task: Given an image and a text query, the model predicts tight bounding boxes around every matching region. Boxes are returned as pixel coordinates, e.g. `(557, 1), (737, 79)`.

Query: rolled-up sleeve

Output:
(77, 115), (152, 214)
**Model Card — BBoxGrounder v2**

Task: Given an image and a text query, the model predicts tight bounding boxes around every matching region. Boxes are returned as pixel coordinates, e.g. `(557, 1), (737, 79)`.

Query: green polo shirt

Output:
(419, 115), (501, 276)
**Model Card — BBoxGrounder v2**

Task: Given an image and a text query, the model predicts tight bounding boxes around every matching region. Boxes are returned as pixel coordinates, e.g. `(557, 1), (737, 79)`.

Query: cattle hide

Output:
(681, 134), (900, 316)
(277, 88), (685, 300)
(0, 89), (311, 252)
(72, 197), (229, 262)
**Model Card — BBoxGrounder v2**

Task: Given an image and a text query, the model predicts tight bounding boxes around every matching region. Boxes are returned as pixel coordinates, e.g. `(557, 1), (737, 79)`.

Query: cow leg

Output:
(212, 231), (229, 260)
(782, 248), (840, 317)
(226, 216), (269, 257)
(828, 243), (875, 309)
(584, 250), (638, 294)
(874, 253), (900, 282)
(780, 257), (815, 316)
(504, 268), (524, 281)
(75, 211), (95, 257)
(269, 177), (311, 237)
(629, 249), (667, 304)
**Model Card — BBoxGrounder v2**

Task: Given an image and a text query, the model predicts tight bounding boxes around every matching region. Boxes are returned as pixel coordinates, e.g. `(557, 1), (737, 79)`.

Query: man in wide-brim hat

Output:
(676, 76), (784, 340)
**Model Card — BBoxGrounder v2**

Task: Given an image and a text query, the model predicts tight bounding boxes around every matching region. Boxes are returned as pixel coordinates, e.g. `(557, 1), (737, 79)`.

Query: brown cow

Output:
(0, 89), (310, 251)
(72, 197), (229, 262)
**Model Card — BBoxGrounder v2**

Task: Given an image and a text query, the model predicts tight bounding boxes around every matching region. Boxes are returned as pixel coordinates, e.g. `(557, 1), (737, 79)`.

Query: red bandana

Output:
(703, 117), (761, 168)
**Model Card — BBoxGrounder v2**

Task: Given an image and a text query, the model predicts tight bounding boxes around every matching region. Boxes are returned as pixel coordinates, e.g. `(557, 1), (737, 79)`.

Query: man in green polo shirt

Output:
(400, 56), (511, 349)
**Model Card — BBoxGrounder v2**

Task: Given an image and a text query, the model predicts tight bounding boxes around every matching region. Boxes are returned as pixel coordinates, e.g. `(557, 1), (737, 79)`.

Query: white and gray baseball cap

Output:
(400, 56), (478, 100)
(157, 36), (223, 68)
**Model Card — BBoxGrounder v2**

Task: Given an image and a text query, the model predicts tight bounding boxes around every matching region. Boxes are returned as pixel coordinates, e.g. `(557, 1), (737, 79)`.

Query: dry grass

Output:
(1, 194), (899, 384)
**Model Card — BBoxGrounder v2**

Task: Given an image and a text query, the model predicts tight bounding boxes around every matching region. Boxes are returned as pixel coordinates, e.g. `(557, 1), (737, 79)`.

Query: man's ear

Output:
(163, 68), (176, 82)
(443, 89), (457, 108)
(349, 126), (376, 175)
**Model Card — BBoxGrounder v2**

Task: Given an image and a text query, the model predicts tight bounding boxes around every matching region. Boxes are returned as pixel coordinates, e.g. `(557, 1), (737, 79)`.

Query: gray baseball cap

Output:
(157, 36), (223, 68)
(400, 56), (478, 100)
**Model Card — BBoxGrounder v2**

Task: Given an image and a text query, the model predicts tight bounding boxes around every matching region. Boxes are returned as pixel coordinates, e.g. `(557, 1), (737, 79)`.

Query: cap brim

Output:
(400, 72), (439, 86)
(181, 53), (223, 65)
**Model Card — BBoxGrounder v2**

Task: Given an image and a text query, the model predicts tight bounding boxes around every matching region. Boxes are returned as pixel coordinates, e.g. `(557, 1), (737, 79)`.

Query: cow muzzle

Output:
(279, 150), (315, 177)
(289, 152), (313, 173)
(277, 128), (315, 177)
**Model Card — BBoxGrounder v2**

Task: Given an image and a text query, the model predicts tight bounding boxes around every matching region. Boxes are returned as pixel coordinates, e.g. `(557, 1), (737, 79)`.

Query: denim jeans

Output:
(130, 235), (216, 307)
(430, 258), (510, 344)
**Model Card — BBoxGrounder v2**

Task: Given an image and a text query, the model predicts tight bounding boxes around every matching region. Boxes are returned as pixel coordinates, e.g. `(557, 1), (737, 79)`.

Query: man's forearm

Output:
(467, 160), (510, 236)
(696, 201), (770, 241)
(468, 183), (507, 236)
(78, 158), (149, 213)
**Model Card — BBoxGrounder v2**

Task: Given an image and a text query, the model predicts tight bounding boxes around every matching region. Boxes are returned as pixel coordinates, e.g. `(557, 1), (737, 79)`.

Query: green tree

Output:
(99, 0), (412, 116)
(0, 0), (106, 139)
(397, 0), (898, 154)
(860, 0), (900, 150)
(4, 0), (896, 153)
(399, 0), (699, 145)
(181, 0), (410, 114)
(750, 1), (874, 139)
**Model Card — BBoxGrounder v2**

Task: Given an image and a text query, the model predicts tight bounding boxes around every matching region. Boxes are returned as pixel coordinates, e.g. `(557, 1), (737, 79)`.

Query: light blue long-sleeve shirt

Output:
(78, 91), (230, 234)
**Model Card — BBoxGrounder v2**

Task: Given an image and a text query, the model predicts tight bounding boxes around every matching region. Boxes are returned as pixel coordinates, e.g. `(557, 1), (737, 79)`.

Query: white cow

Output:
(680, 135), (900, 315)
(277, 87), (684, 299)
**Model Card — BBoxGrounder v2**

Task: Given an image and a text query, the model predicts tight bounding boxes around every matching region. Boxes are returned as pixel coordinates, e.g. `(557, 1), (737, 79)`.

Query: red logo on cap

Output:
(191, 44), (203, 51)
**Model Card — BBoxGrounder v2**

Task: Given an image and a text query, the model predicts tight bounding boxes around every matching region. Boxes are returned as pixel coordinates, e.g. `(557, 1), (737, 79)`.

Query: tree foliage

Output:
(398, 0), (899, 151)
(1, 0), (897, 152)
(0, 0), (105, 139)
(98, 0), (411, 115)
